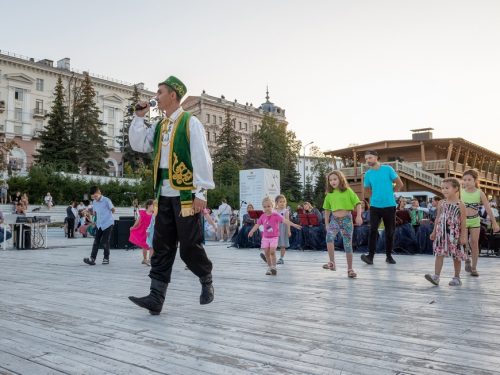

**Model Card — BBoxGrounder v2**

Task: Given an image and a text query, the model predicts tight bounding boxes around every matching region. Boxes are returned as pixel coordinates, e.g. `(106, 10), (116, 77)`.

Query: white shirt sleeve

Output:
(129, 116), (156, 153)
(189, 116), (215, 200)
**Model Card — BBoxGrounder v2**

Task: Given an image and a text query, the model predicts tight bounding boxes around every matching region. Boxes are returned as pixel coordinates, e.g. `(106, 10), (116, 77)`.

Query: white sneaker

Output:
(425, 274), (440, 285)
(449, 277), (462, 286)
(219, 239), (224, 242)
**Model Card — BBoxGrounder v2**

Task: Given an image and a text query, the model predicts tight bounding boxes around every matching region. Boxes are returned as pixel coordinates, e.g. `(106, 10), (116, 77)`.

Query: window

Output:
(213, 115), (216, 124)
(207, 131), (210, 141)
(219, 116), (222, 125)
(108, 125), (115, 137)
(14, 88), (23, 101)
(239, 121), (242, 130)
(244, 122), (247, 131)
(36, 78), (44, 91)
(106, 107), (115, 124)
(14, 107), (22, 121)
(206, 114), (210, 123)
(35, 100), (43, 115)
(214, 132), (217, 142)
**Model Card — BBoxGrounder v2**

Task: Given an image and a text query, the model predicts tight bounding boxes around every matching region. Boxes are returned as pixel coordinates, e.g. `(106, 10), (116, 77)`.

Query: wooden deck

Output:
(1, 236), (499, 375)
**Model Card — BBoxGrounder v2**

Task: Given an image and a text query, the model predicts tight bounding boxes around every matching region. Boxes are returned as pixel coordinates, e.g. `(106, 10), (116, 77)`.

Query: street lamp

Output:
(302, 141), (314, 190)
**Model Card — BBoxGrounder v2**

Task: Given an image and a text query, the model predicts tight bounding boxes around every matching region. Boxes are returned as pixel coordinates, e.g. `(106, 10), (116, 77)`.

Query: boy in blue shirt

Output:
(361, 150), (403, 265)
(84, 186), (115, 265)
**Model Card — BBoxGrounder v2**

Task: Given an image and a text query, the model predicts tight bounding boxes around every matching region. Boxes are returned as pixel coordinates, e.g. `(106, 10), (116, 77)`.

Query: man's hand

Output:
(135, 101), (150, 118)
(355, 216), (363, 226)
(193, 197), (206, 214)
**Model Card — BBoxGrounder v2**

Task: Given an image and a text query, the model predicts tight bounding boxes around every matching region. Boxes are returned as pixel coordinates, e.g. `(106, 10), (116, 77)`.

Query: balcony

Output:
(33, 108), (47, 118)
(32, 128), (43, 138)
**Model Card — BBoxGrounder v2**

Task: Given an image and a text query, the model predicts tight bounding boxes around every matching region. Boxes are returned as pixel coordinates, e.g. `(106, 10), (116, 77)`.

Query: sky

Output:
(2, 0), (500, 153)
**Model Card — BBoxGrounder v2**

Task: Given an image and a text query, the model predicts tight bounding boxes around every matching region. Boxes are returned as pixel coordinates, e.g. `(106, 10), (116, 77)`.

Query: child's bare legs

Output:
(142, 248), (148, 261)
(453, 258), (461, 278)
(469, 228), (480, 271)
(327, 242), (336, 265)
(264, 247), (277, 274)
(346, 252), (353, 271)
(280, 246), (286, 259)
(269, 248), (277, 269)
(434, 255), (444, 276)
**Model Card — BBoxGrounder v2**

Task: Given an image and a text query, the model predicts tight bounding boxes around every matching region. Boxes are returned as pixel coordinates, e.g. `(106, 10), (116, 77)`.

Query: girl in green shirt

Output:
(322, 171), (363, 278)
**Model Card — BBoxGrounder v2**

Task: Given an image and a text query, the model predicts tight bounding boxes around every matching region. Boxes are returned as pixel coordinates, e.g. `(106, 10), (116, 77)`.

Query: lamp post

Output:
(302, 141), (314, 190)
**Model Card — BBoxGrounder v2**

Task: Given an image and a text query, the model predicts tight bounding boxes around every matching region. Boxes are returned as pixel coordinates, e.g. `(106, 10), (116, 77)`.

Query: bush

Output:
(6, 165), (154, 207)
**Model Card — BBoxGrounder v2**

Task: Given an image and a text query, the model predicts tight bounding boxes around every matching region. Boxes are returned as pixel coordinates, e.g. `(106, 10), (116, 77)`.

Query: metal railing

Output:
(33, 108), (47, 117)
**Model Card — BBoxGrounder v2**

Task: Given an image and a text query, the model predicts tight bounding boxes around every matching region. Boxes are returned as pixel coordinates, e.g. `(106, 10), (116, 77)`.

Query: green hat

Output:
(159, 76), (187, 99)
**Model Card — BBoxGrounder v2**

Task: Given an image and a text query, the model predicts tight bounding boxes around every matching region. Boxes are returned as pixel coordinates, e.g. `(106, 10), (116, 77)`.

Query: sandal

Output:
(470, 269), (480, 277)
(348, 269), (357, 278)
(322, 261), (336, 271)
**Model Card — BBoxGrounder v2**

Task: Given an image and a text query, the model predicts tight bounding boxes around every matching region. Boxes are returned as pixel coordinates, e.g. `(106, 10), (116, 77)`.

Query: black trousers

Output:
(90, 225), (113, 260)
(66, 218), (75, 238)
(150, 196), (213, 284)
(368, 206), (396, 257)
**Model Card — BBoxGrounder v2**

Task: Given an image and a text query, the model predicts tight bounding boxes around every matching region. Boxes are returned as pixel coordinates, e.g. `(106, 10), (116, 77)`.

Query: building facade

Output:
(0, 50), (155, 176)
(297, 155), (338, 187)
(182, 89), (287, 154)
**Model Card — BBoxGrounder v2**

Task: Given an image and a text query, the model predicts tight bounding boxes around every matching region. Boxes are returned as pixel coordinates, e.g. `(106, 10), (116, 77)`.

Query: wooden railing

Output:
(423, 160), (499, 184)
(338, 162), (443, 188)
(389, 162), (443, 188)
(340, 160), (499, 186)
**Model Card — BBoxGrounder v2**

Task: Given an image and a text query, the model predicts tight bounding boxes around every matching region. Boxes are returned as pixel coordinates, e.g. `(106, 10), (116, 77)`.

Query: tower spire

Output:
(266, 85), (270, 102)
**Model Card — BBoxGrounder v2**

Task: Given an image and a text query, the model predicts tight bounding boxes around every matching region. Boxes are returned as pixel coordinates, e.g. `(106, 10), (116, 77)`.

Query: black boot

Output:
(128, 279), (168, 315)
(199, 274), (214, 305)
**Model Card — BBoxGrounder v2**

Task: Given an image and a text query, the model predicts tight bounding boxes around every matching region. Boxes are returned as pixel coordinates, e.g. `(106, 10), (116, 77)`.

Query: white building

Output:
(297, 155), (340, 187)
(182, 88), (287, 155)
(0, 50), (155, 176)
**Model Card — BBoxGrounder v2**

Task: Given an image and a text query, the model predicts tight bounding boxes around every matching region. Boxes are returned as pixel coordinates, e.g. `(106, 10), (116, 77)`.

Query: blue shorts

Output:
(219, 215), (230, 225)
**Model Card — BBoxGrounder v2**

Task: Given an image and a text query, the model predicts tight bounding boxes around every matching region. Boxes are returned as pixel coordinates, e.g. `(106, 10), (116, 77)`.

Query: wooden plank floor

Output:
(1, 234), (499, 375)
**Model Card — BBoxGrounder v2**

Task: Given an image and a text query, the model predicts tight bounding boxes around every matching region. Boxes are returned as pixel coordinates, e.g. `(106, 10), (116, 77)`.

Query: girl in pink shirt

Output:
(249, 197), (301, 275)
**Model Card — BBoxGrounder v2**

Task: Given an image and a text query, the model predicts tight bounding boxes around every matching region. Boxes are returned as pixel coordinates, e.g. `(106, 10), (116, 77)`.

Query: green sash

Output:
(152, 112), (194, 216)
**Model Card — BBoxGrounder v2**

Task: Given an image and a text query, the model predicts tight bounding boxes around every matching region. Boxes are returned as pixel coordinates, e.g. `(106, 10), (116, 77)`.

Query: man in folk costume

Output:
(128, 76), (215, 315)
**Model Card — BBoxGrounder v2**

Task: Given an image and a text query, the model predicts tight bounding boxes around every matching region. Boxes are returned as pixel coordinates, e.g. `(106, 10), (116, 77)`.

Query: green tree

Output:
(312, 158), (329, 208)
(212, 109), (243, 186)
(73, 73), (109, 174)
(256, 114), (301, 201)
(282, 130), (302, 201)
(118, 85), (151, 175)
(35, 76), (78, 171)
(302, 175), (314, 203)
(243, 131), (268, 169)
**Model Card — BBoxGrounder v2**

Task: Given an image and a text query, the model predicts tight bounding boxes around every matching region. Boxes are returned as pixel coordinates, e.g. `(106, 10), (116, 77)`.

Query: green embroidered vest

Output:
(152, 112), (194, 216)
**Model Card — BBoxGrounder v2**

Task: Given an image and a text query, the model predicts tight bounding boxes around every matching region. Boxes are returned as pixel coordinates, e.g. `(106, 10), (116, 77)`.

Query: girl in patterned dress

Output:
(425, 178), (468, 286)
(275, 195), (291, 265)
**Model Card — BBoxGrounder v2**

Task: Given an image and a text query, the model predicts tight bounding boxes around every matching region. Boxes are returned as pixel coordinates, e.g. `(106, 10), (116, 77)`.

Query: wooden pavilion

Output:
(323, 129), (500, 200)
